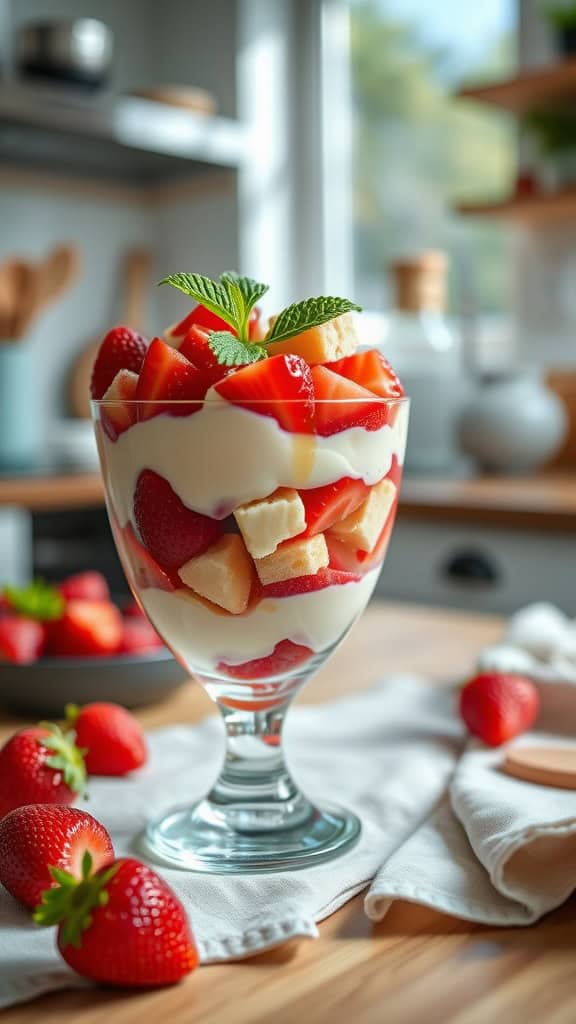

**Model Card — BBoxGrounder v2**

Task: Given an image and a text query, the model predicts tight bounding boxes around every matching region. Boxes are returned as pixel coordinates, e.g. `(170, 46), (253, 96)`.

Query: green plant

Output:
(545, 2), (576, 30)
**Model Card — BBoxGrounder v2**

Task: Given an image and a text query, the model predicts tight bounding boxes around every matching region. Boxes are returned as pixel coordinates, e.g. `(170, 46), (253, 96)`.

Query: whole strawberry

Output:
(0, 723), (87, 818)
(35, 855), (198, 987)
(90, 325), (148, 400)
(0, 805), (113, 909)
(459, 672), (540, 747)
(66, 702), (147, 776)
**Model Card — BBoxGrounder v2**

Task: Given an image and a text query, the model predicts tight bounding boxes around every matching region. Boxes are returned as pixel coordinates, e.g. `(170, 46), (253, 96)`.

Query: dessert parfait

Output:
(91, 271), (408, 872)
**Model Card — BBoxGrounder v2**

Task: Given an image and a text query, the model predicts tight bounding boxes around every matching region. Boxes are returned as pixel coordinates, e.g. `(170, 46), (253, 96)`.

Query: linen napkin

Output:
(366, 602), (576, 925)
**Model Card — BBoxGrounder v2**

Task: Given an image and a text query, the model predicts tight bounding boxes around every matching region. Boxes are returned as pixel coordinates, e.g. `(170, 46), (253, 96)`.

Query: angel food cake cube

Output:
(255, 534), (329, 585)
(265, 313), (359, 365)
(178, 534), (254, 614)
(234, 488), (306, 560)
(329, 479), (396, 553)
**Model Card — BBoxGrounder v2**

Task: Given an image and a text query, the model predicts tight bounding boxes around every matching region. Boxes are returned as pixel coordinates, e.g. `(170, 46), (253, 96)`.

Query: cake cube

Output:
(265, 313), (359, 365)
(178, 534), (254, 614)
(329, 479), (396, 553)
(234, 488), (306, 559)
(255, 534), (329, 585)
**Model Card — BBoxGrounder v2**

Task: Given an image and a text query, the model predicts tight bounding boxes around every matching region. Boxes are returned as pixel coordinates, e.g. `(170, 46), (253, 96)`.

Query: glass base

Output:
(141, 798), (361, 873)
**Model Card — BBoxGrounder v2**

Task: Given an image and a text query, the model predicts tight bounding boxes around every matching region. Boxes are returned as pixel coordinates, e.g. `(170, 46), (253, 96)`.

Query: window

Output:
(349, 0), (517, 320)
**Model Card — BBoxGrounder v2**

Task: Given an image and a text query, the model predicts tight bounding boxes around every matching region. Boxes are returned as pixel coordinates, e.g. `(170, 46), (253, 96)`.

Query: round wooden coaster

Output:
(503, 746), (576, 790)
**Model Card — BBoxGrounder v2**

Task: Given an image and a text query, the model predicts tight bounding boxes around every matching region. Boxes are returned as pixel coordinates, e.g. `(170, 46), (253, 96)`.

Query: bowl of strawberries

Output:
(0, 572), (188, 715)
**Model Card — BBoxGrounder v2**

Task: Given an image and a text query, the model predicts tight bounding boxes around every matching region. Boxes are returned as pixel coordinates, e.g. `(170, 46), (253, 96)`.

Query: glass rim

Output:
(91, 396), (410, 407)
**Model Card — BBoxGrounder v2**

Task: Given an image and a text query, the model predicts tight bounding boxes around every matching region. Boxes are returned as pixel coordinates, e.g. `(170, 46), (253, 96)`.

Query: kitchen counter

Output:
(2, 469), (576, 529)
(2, 602), (576, 1024)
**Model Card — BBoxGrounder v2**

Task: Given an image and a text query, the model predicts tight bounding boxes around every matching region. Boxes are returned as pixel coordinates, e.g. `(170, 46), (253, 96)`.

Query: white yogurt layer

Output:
(97, 398), (409, 526)
(140, 569), (379, 671)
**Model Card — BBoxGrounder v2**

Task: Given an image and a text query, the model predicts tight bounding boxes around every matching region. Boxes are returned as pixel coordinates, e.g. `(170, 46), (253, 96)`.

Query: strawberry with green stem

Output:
(0, 721), (87, 818)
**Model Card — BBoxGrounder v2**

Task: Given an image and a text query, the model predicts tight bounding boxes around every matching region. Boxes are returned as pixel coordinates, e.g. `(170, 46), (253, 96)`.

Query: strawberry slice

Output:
(90, 326), (148, 401)
(47, 601), (123, 658)
(0, 617), (45, 664)
(100, 369), (139, 440)
(178, 325), (220, 369)
(262, 568), (361, 598)
(166, 304), (261, 343)
(215, 354), (315, 433)
(120, 523), (177, 592)
(218, 640), (313, 682)
(300, 477), (369, 536)
(135, 338), (217, 420)
(326, 350), (404, 399)
(311, 365), (389, 436)
(133, 470), (223, 570)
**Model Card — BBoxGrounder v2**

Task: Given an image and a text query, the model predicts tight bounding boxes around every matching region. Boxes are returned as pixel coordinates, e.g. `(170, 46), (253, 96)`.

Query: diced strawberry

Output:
(100, 369), (139, 441)
(90, 326), (148, 401)
(119, 619), (164, 655)
(311, 365), (389, 436)
(58, 572), (110, 603)
(218, 639), (313, 684)
(133, 470), (223, 570)
(262, 568), (361, 598)
(326, 350), (404, 399)
(135, 338), (215, 420)
(47, 601), (123, 658)
(0, 617), (45, 664)
(120, 523), (177, 592)
(179, 326), (220, 369)
(300, 477), (369, 536)
(215, 354), (315, 433)
(166, 304), (261, 343)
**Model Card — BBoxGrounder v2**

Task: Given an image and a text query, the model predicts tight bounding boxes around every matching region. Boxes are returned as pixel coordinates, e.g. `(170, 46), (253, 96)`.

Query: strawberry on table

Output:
(35, 855), (198, 987)
(48, 600), (123, 658)
(0, 805), (114, 909)
(134, 469), (223, 571)
(58, 571), (110, 603)
(215, 353), (315, 434)
(326, 350), (404, 399)
(90, 326), (148, 401)
(0, 617), (45, 664)
(311, 365), (390, 435)
(0, 723), (86, 818)
(66, 702), (147, 776)
(459, 672), (540, 747)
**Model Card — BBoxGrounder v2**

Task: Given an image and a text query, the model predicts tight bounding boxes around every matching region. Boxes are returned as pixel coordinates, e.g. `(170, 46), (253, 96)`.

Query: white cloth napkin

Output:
(2, 602), (576, 1009)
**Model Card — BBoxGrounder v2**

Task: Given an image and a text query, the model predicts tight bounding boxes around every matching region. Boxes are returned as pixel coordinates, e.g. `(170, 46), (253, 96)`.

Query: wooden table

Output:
(3, 602), (576, 1023)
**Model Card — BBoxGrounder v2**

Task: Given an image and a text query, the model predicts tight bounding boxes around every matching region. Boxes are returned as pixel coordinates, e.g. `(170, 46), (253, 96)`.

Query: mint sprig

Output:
(160, 270), (362, 367)
(266, 296), (361, 344)
(208, 331), (266, 366)
(3, 580), (64, 621)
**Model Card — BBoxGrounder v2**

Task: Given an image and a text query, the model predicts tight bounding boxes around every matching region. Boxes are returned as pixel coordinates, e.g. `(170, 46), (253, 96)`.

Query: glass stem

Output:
(207, 698), (313, 833)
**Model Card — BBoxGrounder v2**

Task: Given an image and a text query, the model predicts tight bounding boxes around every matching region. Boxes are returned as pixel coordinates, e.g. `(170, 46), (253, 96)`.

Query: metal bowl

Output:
(0, 649), (188, 717)
(17, 18), (114, 89)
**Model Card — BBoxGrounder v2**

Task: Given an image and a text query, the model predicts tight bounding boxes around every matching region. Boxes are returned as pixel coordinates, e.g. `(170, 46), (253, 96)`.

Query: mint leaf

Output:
(220, 272), (269, 339)
(3, 580), (64, 621)
(266, 296), (361, 344)
(159, 272), (242, 333)
(208, 331), (266, 367)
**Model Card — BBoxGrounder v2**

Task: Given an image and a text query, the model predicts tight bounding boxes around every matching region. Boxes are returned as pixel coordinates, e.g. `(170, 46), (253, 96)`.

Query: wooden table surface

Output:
(3, 601), (576, 1024)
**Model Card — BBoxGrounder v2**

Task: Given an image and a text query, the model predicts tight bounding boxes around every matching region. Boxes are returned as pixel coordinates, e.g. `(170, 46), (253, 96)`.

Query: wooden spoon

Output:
(39, 245), (80, 308)
(10, 261), (40, 340)
(69, 246), (151, 418)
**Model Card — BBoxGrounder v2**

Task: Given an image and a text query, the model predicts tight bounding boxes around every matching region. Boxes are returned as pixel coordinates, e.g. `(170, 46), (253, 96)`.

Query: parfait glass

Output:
(92, 395), (409, 873)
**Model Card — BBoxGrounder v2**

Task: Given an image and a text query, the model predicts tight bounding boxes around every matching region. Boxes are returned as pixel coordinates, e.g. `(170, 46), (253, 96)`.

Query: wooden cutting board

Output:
(503, 745), (576, 790)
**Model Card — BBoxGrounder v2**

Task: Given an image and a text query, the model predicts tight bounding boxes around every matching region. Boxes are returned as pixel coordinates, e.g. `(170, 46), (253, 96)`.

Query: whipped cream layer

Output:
(140, 569), (379, 671)
(97, 398), (409, 525)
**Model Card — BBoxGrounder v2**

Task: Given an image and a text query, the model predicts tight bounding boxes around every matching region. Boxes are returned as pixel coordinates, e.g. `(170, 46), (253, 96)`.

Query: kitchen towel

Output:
(2, 602), (576, 1008)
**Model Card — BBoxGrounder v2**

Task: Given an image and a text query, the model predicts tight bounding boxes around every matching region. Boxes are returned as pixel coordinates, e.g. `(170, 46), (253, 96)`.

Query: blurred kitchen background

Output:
(0, 0), (575, 614)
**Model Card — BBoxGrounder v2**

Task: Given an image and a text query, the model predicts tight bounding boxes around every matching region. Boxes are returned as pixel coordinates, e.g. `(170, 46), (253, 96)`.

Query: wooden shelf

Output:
(455, 187), (576, 223)
(458, 59), (576, 114)
(0, 472), (104, 512)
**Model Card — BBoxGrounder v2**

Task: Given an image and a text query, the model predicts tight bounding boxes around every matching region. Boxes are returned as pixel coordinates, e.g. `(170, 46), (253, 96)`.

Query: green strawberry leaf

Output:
(208, 331), (267, 367)
(2, 580), (64, 622)
(265, 296), (361, 344)
(38, 723), (87, 796)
